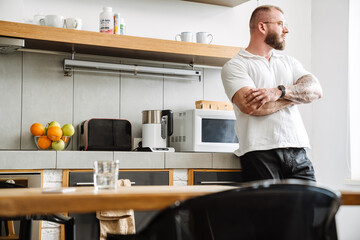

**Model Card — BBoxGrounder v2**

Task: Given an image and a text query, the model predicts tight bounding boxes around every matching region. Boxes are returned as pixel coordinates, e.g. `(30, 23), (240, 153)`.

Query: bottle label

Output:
(100, 18), (114, 33)
(120, 24), (125, 35)
(114, 15), (120, 34)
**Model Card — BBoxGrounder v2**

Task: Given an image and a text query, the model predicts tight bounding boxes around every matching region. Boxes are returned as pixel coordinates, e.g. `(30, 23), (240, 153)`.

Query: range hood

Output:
(0, 37), (24, 54)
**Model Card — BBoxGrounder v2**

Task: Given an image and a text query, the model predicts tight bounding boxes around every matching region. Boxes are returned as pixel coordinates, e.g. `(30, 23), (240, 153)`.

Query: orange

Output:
(47, 126), (62, 141)
(30, 123), (45, 136)
(37, 136), (52, 149)
(61, 136), (70, 143)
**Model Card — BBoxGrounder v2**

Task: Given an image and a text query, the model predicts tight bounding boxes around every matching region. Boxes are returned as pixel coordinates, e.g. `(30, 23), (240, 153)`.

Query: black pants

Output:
(240, 148), (316, 182)
(240, 149), (338, 237)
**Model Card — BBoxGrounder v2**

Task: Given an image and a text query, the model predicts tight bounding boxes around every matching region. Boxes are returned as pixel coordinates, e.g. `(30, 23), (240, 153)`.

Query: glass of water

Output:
(93, 160), (119, 190)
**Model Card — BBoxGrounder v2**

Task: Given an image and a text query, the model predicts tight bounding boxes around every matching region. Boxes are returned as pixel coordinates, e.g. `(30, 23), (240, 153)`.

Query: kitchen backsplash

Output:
(0, 51), (228, 150)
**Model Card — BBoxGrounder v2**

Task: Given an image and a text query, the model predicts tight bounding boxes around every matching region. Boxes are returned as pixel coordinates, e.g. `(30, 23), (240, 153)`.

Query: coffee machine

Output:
(140, 110), (174, 152)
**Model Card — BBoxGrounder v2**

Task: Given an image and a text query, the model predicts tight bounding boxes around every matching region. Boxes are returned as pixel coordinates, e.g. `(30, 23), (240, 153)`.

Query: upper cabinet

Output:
(182, 0), (250, 7)
(0, 21), (241, 67)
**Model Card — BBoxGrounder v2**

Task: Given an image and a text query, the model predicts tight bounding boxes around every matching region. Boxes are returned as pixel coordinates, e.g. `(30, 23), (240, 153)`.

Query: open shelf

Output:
(183, 0), (250, 7)
(0, 21), (241, 66)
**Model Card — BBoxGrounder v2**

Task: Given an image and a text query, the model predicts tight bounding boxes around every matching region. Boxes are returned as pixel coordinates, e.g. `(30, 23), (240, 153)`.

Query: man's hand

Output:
(244, 87), (282, 109)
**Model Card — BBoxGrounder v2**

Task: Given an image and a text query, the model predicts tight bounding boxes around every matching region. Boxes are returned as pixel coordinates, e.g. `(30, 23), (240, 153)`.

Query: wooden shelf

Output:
(183, 0), (250, 7)
(0, 21), (241, 66)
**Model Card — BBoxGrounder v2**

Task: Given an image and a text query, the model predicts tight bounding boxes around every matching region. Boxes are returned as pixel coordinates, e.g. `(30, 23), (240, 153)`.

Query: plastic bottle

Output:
(99, 7), (114, 34)
(119, 18), (126, 35)
(114, 13), (120, 34)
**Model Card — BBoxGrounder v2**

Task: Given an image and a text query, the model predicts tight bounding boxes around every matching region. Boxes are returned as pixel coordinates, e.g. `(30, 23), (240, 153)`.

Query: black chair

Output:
(0, 181), (76, 240)
(107, 179), (341, 240)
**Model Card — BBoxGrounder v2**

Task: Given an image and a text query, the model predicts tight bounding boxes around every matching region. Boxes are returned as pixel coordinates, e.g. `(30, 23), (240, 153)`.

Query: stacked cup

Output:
(37, 14), (82, 30)
(175, 32), (213, 44)
(64, 18), (82, 30)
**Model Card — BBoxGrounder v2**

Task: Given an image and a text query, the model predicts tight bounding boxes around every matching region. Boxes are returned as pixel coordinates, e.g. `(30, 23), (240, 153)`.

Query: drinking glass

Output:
(93, 160), (119, 190)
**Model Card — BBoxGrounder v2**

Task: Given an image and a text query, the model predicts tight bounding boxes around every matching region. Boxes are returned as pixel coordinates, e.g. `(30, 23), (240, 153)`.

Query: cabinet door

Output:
(188, 169), (243, 185)
(65, 169), (172, 240)
(68, 170), (170, 186)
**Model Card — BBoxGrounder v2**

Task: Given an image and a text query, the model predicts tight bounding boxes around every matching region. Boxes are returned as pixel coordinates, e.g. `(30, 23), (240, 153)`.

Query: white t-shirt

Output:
(221, 49), (311, 157)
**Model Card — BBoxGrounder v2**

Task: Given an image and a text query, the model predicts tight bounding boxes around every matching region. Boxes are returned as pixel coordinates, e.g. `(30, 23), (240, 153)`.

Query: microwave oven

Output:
(170, 109), (238, 152)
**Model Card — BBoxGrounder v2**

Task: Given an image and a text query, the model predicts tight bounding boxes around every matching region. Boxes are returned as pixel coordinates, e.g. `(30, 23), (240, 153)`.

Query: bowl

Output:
(34, 136), (71, 150)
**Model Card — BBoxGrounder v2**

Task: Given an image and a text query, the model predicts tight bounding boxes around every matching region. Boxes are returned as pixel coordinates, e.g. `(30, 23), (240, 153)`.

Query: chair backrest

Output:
(0, 180), (75, 240)
(140, 179), (341, 240)
(0, 180), (28, 240)
(0, 181), (25, 189)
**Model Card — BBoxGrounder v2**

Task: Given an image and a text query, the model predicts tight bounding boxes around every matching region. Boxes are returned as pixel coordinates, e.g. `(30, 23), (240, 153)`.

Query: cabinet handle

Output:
(75, 182), (136, 186)
(199, 181), (237, 185)
(76, 182), (94, 186)
(5, 179), (16, 184)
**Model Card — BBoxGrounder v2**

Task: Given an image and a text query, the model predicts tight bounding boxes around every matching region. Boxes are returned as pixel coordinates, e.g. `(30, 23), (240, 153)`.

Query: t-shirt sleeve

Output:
(290, 56), (311, 84)
(221, 61), (256, 101)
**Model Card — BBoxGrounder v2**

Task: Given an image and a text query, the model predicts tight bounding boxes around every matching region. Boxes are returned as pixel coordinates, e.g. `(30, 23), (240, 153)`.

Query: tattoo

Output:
(285, 74), (322, 103)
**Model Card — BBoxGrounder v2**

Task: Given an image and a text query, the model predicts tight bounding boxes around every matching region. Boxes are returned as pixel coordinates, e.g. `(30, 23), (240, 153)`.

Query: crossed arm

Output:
(232, 74), (323, 116)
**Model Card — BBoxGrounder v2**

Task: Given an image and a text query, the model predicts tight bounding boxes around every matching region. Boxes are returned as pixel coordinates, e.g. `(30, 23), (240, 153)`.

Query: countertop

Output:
(0, 151), (240, 170)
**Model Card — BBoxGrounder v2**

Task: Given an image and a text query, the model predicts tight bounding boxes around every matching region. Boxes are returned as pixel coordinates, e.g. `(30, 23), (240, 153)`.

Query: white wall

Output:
(312, 0), (350, 188)
(348, 0), (360, 179)
(312, 0), (360, 239)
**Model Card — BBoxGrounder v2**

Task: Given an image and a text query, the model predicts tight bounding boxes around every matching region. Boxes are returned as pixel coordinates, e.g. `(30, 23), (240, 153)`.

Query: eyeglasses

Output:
(262, 21), (288, 29)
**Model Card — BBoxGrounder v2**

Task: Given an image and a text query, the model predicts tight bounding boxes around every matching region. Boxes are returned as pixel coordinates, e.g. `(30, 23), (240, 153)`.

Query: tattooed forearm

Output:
(250, 98), (296, 116)
(284, 74), (323, 103)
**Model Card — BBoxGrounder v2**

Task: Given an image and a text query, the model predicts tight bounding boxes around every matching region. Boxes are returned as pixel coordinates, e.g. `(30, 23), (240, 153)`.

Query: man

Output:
(221, 5), (322, 182)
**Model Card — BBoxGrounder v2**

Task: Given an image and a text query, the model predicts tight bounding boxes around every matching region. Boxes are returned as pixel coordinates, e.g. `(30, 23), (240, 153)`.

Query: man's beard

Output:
(265, 31), (286, 50)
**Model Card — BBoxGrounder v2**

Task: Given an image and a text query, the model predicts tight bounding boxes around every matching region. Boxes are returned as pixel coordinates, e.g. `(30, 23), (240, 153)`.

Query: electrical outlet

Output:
(133, 138), (142, 150)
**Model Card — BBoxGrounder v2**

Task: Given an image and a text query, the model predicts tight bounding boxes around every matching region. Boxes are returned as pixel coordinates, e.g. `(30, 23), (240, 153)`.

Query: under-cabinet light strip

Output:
(64, 59), (202, 78)
(69, 68), (201, 81)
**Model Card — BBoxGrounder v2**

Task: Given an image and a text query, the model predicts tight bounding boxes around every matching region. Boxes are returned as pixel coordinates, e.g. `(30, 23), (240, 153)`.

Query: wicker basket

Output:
(195, 100), (233, 111)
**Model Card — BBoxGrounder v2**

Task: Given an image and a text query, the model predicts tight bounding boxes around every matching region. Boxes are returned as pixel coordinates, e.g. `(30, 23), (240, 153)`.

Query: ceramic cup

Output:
(65, 18), (82, 30)
(196, 32), (213, 44)
(33, 14), (45, 25)
(175, 32), (193, 42)
(40, 15), (64, 28)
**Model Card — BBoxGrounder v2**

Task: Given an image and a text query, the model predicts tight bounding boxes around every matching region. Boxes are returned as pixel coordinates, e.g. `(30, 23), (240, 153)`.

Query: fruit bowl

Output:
(34, 136), (71, 150)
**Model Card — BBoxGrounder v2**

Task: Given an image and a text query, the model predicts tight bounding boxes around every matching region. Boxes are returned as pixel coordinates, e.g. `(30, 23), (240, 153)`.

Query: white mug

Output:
(65, 18), (82, 30)
(175, 32), (193, 42)
(196, 32), (213, 44)
(40, 15), (64, 28)
(33, 14), (45, 25)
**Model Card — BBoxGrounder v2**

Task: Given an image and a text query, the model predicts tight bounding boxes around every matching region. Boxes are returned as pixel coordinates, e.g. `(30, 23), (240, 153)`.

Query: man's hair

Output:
(249, 5), (283, 29)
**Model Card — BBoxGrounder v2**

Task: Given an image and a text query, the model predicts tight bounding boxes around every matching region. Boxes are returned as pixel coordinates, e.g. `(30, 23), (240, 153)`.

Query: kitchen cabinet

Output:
(62, 169), (173, 240)
(188, 169), (243, 185)
(183, 0), (250, 7)
(0, 21), (240, 67)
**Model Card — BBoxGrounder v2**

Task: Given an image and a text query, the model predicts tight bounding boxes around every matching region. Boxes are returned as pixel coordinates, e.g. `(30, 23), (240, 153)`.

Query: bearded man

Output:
(221, 5), (322, 182)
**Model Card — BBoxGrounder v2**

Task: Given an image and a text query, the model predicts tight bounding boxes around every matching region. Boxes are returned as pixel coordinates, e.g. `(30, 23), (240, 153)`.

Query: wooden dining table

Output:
(0, 185), (359, 217)
(0, 185), (237, 217)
